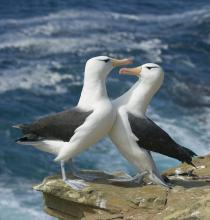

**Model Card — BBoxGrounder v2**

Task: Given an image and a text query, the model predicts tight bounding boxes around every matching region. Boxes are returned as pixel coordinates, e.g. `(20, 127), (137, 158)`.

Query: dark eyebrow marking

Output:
(146, 66), (159, 70)
(97, 58), (110, 63)
(104, 58), (110, 63)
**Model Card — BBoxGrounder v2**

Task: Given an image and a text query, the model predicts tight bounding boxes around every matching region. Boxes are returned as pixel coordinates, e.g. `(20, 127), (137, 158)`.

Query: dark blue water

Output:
(1, 1), (210, 219)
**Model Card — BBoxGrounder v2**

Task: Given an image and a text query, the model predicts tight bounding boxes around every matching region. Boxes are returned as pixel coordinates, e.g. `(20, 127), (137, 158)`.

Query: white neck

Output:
(127, 78), (162, 116)
(77, 72), (107, 110)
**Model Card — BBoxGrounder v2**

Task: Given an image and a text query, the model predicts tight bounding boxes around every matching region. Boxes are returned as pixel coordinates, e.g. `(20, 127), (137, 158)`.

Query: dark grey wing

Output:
(128, 113), (197, 164)
(15, 107), (93, 142)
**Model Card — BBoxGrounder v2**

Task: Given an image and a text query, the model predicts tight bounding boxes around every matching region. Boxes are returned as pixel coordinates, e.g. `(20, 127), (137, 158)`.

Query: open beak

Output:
(119, 66), (142, 76)
(111, 58), (133, 67)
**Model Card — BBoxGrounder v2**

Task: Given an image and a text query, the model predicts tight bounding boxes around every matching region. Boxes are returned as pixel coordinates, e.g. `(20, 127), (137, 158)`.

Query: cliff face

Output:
(34, 155), (210, 220)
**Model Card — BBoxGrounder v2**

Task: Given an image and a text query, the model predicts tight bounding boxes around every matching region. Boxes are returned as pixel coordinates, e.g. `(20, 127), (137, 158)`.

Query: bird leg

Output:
(108, 171), (148, 185)
(61, 160), (67, 181)
(69, 160), (114, 181)
(68, 159), (78, 175)
(60, 161), (87, 190)
(68, 159), (89, 179)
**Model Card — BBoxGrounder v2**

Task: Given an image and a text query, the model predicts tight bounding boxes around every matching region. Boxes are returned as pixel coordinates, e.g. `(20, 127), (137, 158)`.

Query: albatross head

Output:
(119, 63), (164, 114)
(85, 56), (133, 79)
(119, 63), (164, 85)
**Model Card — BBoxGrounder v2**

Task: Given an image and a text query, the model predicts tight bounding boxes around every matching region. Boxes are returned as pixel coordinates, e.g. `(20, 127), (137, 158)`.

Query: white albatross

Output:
(109, 63), (197, 187)
(14, 56), (132, 190)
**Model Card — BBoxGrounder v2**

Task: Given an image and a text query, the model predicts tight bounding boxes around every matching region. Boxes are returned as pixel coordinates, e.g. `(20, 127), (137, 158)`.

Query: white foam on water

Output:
(0, 63), (82, 94)
(0, 6), (208, 28)
(0, 34), (167, 60)
(111, 6), (210, 25)
(0, 8), (169, 61)
(0, 10), (88, 26)
(0, 24), (168, 94)
(0, 175), (53, 220)
(0, 6), (209, 61)
(135, 39), (168, 63)
(0, 37), (92, 53)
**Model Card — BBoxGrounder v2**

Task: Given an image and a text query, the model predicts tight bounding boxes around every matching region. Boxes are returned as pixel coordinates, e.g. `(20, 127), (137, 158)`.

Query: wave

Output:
(0, 37), (80, 53)
(170, 77), (210, 107)
(0, 63), (82, 94)
(0, 8), (169, 60)
(0, 175), (53, 220)
(0, 5), (210, 27)
(0, 10), (87, 26)
(111, 6), (210, 26)
(0, 37), (167, 65)
(134, 39), (168, 63)
(0, 9), (170, 95)
(0, 5), (209, 57)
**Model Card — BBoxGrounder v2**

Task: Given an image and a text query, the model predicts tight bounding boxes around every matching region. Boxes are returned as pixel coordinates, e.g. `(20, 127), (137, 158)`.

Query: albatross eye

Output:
(98, 58), (110, 63)
(103, 58), (110, 63)
(146, 66), (158, 70)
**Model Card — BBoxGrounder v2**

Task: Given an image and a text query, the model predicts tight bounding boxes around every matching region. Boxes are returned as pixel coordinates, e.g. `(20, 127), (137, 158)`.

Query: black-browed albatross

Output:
(14, 56), (132, 190)
(109, 63), (196, 187)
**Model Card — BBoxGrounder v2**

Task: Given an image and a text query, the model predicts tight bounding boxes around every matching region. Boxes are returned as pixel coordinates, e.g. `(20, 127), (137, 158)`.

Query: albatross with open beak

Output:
(109, 63), (197, 187)
(14, 56), (132, 190)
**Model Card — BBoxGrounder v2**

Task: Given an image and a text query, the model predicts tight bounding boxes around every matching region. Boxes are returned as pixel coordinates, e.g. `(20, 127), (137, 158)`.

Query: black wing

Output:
(128, 113), (197, 164)
(15, 107), (93, 142)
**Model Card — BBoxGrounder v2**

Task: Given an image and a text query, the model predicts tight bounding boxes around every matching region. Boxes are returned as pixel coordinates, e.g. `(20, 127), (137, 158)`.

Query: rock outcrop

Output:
(34, 155), (210, 220)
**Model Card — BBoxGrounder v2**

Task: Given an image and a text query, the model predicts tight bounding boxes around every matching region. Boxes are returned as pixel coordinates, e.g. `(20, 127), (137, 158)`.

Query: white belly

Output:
(109, 111), (157, 173)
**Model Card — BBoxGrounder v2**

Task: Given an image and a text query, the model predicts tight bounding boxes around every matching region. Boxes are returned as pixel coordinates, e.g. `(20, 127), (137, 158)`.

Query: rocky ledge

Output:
(34, 154), (210, 220)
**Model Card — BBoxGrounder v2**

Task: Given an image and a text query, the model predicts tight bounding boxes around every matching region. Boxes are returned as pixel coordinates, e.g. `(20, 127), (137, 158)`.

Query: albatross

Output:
(14, 56), (132, 190)
(109, 63), (197, 187)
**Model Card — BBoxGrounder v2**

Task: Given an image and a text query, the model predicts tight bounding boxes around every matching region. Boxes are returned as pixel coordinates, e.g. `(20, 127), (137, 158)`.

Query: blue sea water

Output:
(1, 0), (210, 219)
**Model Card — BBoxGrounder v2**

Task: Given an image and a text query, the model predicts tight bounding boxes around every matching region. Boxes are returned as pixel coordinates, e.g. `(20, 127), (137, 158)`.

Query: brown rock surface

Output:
(34, 154), (210, 220)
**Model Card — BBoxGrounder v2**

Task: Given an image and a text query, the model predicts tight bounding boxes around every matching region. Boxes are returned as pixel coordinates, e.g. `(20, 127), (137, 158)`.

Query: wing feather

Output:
(15, 107), (93, 142)
(128, 113), (196, 164)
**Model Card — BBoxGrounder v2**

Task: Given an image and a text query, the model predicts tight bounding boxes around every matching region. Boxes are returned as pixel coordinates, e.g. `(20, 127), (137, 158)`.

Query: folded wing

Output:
(128, 113), (197, 165)
(15, 107), (93, 142)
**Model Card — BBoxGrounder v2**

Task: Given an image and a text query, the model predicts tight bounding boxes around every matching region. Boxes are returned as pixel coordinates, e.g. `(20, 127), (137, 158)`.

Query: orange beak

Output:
(111, 58), (133, 67)
(119, 66), (142, 76)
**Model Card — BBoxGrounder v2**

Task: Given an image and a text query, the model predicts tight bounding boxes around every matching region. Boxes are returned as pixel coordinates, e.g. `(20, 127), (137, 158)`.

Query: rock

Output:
(34, 154), (210, 220)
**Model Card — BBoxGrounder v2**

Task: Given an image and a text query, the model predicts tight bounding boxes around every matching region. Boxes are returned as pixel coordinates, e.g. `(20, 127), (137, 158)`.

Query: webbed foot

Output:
(64, 179), (88, 190)
(108, 172), (148, 185)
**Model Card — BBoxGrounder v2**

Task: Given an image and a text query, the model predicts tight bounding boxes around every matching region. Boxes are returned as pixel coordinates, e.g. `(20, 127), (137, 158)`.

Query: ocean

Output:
(1, 0), (210, 219)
